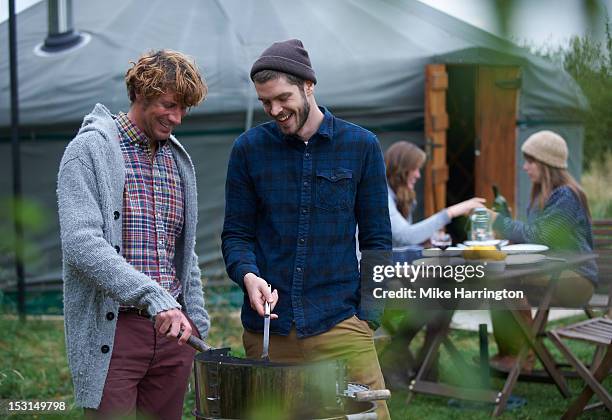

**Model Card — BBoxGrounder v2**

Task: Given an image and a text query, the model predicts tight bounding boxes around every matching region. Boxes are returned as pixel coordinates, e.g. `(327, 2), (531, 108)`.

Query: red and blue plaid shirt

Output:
(115, 112), (183, 298)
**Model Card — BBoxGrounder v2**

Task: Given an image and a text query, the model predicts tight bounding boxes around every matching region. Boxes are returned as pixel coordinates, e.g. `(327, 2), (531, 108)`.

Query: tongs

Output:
(261, 300), (271, 361)
(261, 284), (272, 361)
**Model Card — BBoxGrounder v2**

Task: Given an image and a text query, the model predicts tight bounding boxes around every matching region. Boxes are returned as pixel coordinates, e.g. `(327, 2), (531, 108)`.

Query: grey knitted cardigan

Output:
(57, 104), (210, 408)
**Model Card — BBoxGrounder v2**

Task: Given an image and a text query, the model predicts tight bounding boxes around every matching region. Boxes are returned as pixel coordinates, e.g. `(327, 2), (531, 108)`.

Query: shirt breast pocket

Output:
(315, 168), (353, 211)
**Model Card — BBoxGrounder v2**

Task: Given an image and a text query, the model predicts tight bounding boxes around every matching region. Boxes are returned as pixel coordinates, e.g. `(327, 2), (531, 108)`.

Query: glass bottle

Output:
(470, 207), (493, 241)
(492, 184), (511, 218)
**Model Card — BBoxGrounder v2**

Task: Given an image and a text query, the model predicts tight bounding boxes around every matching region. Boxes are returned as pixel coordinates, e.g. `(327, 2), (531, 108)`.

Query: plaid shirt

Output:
(116, 113), (183, 298)
(222, 107), (391, 337)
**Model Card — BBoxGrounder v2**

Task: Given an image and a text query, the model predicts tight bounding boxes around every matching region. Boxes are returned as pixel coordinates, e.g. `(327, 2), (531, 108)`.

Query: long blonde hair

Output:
(385, 141), (426, 218)
(525, 153), (591, 221)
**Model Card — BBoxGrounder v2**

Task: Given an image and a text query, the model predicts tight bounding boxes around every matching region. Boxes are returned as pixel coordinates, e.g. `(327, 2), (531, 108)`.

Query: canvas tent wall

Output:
(0, 0), (586, 293)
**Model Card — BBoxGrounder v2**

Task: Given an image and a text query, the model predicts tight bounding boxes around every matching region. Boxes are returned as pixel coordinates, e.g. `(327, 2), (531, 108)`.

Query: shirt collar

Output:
(282, 106), (334, 144)
(116, 112), (167, 151)
(316, 106), (334, 140)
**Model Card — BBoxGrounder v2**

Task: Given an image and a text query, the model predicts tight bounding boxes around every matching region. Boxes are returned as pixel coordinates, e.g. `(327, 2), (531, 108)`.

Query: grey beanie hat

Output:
(250, 39), (317, 84)
(521, 130), (568, 169)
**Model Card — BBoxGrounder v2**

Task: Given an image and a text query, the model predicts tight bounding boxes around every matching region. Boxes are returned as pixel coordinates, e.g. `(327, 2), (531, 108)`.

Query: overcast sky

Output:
(2, 0), (611, 49)
(0, 0), (39, 22)
(419, 0), (612, 48)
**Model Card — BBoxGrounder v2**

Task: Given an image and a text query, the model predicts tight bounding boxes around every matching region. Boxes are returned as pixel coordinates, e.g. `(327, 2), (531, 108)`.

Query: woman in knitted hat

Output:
(489, 130), (597, 372)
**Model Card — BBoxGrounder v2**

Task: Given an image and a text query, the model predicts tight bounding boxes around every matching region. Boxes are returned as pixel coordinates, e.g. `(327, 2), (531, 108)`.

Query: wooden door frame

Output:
(424, 64), (449, 217)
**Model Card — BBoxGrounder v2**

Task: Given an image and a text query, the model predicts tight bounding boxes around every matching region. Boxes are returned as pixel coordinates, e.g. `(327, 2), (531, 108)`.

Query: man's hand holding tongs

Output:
(244, 273), (279, 319)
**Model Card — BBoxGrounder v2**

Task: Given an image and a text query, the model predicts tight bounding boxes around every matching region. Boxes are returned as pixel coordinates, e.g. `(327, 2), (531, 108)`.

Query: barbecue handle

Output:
(186, 335), (212, 352)
(354, 389), (391, 402)
(151, 315), (213, 352)
(345, 413), (377, 420)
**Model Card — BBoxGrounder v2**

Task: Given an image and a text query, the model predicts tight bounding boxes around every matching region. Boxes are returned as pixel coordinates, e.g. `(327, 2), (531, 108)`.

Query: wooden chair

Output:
(548, 318), (612, 417)
(585, 219), (612, 318)
(547, 239), (612, 418)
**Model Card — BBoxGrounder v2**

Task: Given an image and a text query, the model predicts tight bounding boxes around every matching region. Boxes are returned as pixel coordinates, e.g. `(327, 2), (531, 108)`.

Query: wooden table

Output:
(405, 253), (598, 416)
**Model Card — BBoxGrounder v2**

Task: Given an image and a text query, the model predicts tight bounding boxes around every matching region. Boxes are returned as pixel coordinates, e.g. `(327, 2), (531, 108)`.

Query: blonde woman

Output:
(385, 141), (484, 246)
(490, 130), (597, 371)
(380, 141), (484, 388)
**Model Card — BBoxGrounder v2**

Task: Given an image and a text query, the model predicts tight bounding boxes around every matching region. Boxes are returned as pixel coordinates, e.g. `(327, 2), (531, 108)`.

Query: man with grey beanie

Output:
(222, 39), (391, 418)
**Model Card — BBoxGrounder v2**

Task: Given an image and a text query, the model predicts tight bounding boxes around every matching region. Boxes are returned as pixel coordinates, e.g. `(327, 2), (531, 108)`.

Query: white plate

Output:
(505, 254), (547, 266)
(412, 257), (465, 266)
(463, 240), (508, 247)
(422, 247), (463, 257)
(501, 244), (549, 254)
(464, 259), (506, 272)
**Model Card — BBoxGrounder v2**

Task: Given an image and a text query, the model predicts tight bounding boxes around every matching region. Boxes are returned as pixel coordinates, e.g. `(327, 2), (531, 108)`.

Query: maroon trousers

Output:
(85, 312), (198, 420)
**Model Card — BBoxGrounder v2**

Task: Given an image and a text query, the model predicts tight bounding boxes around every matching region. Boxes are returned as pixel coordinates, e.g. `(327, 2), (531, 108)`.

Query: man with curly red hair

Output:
(57, 50), (209, 419)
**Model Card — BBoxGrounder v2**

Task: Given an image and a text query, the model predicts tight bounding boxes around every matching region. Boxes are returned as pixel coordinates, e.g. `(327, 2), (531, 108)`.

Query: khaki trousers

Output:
(243, 315), (390, 420)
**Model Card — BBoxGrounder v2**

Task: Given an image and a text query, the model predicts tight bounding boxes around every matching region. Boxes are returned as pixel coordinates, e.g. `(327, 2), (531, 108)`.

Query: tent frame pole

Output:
(9, 0), (26, 320)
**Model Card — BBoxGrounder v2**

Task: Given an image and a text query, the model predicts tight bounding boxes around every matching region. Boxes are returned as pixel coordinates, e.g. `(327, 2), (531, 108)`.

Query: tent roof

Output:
(0, 0), (587, 128)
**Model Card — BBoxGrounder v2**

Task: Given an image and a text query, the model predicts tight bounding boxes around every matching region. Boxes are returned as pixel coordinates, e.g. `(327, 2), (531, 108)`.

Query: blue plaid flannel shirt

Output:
(222, 107), (391, 337)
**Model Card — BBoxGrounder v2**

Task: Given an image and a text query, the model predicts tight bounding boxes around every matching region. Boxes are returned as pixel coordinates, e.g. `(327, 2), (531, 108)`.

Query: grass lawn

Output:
(1, 310), (610, 419)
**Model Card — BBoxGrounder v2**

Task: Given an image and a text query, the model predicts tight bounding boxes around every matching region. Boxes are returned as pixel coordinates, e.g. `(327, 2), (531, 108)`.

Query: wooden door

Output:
(474, 66), (521, 211)
(424, 64), (449, 217)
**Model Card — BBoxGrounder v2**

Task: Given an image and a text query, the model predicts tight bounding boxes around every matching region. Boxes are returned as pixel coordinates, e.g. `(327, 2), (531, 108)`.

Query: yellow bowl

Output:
(462, 246), (507, 261)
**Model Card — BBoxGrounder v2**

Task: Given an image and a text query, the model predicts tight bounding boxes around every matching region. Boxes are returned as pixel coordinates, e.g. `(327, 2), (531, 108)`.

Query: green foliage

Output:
(0, 317), (80, 419)
(531, 21), (612, 170)
(582, 152), (612, 218)
(1, 313), (611, 419)
(0, 197), (48, 267)
(563, 21), (612, 169)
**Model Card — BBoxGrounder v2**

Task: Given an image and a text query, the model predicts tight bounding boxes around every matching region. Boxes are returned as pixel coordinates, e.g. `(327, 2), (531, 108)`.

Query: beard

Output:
(293, 89), (310, 135)
(277, 88), (311, 137)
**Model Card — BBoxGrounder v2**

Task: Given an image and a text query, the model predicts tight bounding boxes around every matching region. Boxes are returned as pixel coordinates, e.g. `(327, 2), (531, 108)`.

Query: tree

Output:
(562, 21), (612, 168)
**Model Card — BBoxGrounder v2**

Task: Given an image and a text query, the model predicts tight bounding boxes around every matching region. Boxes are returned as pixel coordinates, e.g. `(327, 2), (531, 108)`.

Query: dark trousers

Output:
(85, 312), (198, 420)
